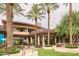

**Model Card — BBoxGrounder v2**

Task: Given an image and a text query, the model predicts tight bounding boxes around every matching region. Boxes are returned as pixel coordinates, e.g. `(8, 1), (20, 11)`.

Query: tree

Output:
(40, 3), (59, 45)
(6, 3), (13, 47)
(63, 3), (73, 44)
(0, 3), (25, 47)
(54, 11), (79, 43)
(26, 4), (45, 46)
(69, 3), (72, 44)
(26, 4), (45, 25)
(0, 3), (25, 16)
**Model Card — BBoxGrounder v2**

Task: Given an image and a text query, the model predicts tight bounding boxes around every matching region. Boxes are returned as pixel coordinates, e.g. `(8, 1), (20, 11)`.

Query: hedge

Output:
(65, 45), (78, 49)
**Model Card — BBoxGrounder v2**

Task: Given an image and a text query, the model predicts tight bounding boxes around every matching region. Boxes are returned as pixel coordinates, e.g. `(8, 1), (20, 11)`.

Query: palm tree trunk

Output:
(35, 18), (37, 25)
(47, 8), (50, 46)
(69, 3), (72, 44)
(35, 18), (37, 46)
(6, 3), (13, 47)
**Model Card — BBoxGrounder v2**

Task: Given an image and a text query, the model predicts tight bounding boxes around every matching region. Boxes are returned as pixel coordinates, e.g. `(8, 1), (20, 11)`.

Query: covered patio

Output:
(26, 29), (62, 47)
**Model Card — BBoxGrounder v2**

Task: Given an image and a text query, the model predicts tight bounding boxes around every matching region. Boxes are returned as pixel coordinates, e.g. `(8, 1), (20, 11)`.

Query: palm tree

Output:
(69, 3), (72, 44)
(0, 3), (25, 47)
(40, 3), (59, 45)
(64, 3), (73, 44)
(6, 3), (13, 47)
(26, 4), (45, 25)
(26, 4), (45, 46)
(0, 3), (25, 16)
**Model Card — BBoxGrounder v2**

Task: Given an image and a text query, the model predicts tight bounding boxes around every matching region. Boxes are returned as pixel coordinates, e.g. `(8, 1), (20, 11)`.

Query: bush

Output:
(65, 45), (78, 49)
(0, 48), (6, 55)
(0, 46), (20, 56)
(13, 39), (20, 45)
(5, 47), (20, 54)
(45, 45), (53, 47)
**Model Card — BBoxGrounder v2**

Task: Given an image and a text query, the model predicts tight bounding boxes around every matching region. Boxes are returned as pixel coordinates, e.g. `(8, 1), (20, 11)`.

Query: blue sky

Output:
(0, 3), (79, 29)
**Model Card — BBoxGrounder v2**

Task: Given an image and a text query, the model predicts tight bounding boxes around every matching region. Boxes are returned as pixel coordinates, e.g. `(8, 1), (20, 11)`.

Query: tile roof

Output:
(2, 20), (47, 29)
(29, 29), (48, 35)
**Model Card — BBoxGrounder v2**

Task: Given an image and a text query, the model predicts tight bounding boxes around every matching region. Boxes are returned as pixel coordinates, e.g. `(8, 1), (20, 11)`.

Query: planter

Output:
(54, 47), (79, 53)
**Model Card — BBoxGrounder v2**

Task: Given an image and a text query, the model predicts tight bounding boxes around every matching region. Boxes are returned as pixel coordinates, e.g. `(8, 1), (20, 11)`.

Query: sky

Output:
(0, 3), (79, 29)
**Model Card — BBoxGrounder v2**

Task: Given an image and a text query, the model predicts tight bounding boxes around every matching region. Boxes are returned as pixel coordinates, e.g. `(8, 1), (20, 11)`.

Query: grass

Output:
(36, 48), (79, 56)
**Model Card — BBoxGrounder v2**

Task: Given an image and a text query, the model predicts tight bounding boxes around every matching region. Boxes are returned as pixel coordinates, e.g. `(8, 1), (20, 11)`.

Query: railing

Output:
(13, 32), (29, 35)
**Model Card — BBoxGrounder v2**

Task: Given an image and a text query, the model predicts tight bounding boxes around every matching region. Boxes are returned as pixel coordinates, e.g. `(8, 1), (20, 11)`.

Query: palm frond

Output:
(0, 3), (25, 16)
(24, 3), (28, 6)
(26, 15), (33, 20)
(63, 3), (68, 7)
(26, 4), (45, 22)
(39, 3), (59, 13)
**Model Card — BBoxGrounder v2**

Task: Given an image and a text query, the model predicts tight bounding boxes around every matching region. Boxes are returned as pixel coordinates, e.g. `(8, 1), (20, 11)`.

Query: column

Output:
(42, 35), (45, 47)
(27, 28), (28, 32)
(30, 37), (33, 45)
(38, 36), (40, 45)
(27, 37), (29, 45)
(26, 28), (29, 34)
(35, 34), (37, 46)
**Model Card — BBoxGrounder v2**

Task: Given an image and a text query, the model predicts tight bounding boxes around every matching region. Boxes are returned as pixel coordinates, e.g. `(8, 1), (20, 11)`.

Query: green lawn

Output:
(36, 49), (79, 56)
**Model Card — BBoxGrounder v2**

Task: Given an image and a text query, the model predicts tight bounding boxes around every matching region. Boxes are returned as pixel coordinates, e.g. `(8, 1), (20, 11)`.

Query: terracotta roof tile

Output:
(30, 29), (48, 35)
(2, 20), (46, 29)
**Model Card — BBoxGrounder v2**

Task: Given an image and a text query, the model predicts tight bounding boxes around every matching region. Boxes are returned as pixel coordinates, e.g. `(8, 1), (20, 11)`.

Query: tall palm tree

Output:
(40, 3), (59, 45)
(0, 3), (25, 47)
(64, 3), (73, 44)
(6, 3), (13, 47)
(26, 4), (45, 25)
(26, 4), (45, 46)
(69, 3), (72, 44)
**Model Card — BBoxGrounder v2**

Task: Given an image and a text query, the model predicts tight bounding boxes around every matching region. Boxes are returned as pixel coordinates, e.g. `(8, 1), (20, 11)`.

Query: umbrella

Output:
(0, 33), (5, 44)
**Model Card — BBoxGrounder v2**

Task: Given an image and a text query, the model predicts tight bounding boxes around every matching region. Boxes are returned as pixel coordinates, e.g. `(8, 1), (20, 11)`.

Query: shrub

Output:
(0, 48), (6, 55)
(5, 47), (20, 54)
(13, 39), (20, 45)
(0, 46), (20, 56)
(45, 45), (53, 47)
(65, 45), (78, 49)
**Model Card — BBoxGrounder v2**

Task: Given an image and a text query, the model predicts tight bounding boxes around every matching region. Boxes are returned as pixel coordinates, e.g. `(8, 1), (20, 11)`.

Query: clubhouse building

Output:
(0, 20), (62, 47)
